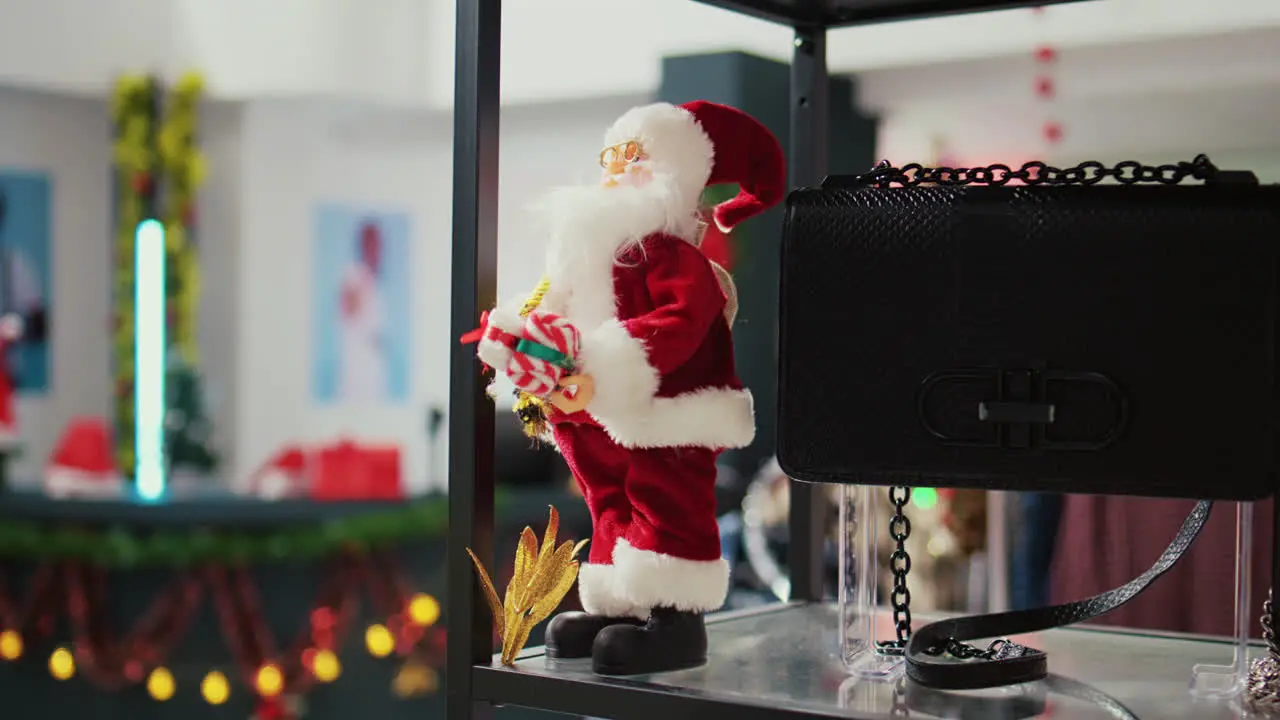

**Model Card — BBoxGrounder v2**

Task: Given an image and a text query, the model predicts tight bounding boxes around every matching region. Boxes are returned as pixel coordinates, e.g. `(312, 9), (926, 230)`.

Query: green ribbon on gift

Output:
(514, 338), (576, 372)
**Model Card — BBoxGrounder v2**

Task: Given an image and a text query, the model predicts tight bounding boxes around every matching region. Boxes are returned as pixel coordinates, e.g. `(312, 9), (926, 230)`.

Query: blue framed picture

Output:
(311, 205), (411, 405)
(0, 170), (52, 394)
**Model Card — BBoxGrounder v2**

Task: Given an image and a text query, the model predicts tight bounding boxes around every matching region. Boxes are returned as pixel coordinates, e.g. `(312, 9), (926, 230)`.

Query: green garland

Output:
(157, 72), (206, 366)
(0, 500), (447, 568)
(111, 75), (161, 472)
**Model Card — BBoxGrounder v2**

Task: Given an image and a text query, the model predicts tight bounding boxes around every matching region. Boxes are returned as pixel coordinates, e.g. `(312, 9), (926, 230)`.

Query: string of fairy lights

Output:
(30, 594), (439, 704)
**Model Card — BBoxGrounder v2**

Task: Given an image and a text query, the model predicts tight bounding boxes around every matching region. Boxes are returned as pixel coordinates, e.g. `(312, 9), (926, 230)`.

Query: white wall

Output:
(864, 28), (1280, 166)
(196, 101), (246, 477)
(5, 0), (1280, 110)
(0, 88), (112, 481)
(231, 95), (644, 493)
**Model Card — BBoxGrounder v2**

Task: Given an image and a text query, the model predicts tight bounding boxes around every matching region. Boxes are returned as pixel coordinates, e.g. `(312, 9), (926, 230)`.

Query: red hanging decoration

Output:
(1034, 75), (1055, 100)
(1030, 9), (1063, 148)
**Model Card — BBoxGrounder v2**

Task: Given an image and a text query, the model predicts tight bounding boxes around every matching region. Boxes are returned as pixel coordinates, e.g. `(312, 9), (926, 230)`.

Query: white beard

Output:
(535, 173), (701, 277)
(530, 173), (703, 328)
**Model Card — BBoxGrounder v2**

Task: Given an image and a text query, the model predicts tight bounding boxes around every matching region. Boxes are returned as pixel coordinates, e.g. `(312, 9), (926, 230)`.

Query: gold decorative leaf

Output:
(539, 506), (560, 566)
(528, 561), (581, 627)
(465, 548), (504, 636)
(522, 540), (576, 611)
(517, 527), (538, 588)
(502, 620), (535, 666)
(467, 506), (587, 665)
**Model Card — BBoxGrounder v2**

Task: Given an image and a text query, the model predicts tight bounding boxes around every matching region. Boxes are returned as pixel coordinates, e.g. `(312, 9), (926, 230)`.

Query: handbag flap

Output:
(778, 183), (1280, 500)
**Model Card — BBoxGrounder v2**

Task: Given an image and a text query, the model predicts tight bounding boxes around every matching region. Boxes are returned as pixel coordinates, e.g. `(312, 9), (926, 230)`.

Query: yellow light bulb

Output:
(49, 648), (75, 680)
(312, 649), (341, 683)
(0, 630), (23, 661)
(147, 667), (175, 701)
(255, 663), (284, 697)
(201, 671), (230, 705)
(393, 662), (439, 698)
(365, 624), (395, 658)
(408, 594), (441, 627)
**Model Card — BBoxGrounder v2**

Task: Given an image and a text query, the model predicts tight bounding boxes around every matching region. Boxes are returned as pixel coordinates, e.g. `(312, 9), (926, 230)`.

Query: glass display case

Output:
(445, 1), (1278, 719)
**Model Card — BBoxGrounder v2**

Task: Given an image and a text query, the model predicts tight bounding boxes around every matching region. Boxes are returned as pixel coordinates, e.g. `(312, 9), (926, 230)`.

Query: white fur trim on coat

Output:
(577, 563), (648, 619)
(612, 539), (730, 613)
(577, 318), (755, 449)
(577, 319), (659, 421)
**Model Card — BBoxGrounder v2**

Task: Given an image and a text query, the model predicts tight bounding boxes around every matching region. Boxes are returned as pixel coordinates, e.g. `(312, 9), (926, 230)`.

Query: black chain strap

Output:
(878, 486), (913, 655)
(843, 154), (1220, 189)
(876, 485), (1004, 661)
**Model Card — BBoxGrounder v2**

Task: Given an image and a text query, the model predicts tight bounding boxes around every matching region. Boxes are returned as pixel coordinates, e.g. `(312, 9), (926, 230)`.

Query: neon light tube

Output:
(134, 219), (166, 501)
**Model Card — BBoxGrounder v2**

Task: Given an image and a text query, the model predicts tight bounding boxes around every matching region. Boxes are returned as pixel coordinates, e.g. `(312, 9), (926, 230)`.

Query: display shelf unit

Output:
(446, 2), (1087, 720)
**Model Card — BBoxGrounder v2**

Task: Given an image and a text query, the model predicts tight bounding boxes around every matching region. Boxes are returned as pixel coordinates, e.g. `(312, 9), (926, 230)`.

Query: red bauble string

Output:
(1034, 45), (1058, 64)
(1043, 121), (1064, 144)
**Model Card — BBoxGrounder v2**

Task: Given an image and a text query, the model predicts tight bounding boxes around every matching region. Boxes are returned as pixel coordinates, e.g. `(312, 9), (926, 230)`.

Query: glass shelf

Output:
(474, 603), (1263, 720)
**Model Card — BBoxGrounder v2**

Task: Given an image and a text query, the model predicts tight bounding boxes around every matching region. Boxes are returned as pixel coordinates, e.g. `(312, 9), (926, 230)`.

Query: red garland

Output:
(0, 555), (440, 702)
(0, 565), (61, 650)
(63, 563), (200, 689)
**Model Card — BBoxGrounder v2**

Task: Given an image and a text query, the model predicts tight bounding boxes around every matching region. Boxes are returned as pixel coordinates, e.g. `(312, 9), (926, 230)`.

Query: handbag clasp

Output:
(918, 367), (1127, 452)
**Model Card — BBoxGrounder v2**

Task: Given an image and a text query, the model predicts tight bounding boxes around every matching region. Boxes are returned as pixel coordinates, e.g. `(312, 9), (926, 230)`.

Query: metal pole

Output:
(447, 0), (501, 718)
(787, 23), (829, 603)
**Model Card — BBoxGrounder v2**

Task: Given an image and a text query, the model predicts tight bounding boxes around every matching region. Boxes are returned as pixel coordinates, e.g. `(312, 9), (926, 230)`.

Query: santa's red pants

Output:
(553, 422), (730, 618)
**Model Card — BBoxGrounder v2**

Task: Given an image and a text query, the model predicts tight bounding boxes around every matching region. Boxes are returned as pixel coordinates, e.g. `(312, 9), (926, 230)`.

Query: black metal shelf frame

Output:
(692, 0), (1083, 28)
(446, 1), (1092, 719)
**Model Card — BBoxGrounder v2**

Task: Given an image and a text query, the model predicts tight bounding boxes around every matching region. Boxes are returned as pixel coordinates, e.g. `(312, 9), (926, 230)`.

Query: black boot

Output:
(590, 607), (707, 676)
(545, 611), (645, 659)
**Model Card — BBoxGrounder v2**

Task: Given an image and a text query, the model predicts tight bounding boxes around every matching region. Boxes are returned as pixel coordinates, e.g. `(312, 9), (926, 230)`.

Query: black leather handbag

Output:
(776, 156), (1280, 689)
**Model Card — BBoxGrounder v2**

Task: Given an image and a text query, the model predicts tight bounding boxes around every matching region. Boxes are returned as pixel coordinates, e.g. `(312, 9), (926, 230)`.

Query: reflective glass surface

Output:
(511, 603), (1259, 719)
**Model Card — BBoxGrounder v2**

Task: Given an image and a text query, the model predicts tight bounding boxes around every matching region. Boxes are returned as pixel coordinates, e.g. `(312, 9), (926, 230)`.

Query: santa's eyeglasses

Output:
(599, 141), (645, 168)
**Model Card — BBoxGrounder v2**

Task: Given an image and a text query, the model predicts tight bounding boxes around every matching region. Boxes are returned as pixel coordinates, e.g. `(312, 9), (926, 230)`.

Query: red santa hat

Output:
(602, 100), (787, 233)
(44, 417), (122, 499)
(249, 445), (311, 500)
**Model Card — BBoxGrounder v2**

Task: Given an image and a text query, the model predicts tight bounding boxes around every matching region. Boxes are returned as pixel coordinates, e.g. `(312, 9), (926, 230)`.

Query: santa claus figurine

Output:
(472, 101), (785, 675)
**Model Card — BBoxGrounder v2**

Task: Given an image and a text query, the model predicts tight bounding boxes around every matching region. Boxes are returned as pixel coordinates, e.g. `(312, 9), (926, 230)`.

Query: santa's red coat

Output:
(543, 234), (753, 450)
(543, 233), (748, 616)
